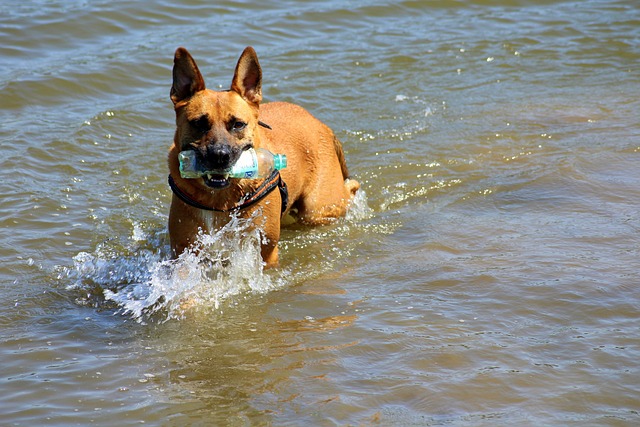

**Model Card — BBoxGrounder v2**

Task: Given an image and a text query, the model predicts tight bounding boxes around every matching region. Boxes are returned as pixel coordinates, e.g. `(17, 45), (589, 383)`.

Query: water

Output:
(1, 0), (639, 425)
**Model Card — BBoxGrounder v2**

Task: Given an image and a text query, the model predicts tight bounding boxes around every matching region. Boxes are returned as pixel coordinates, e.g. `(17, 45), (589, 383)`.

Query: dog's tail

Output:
(333, 135), (350, 180)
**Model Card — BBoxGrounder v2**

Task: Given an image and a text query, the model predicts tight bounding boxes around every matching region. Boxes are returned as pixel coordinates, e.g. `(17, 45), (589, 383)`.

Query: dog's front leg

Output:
(168, 196), (207, 258)
(261, 242), (279, 268)
(250, 192), (283, 268)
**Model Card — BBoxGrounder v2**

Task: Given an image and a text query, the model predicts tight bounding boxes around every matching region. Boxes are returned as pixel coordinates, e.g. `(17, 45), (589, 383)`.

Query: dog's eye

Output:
(231, 120), (247, 131)
(190, 115), (210, 133)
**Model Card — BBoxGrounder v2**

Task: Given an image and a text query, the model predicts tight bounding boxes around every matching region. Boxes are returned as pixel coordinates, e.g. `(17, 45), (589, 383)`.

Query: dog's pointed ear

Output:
(230, 47), (262, 105)
(170, 47), (206, 104)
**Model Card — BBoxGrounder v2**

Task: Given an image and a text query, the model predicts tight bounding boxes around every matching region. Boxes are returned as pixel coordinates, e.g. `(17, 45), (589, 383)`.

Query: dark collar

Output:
(168, 169), (288, 214)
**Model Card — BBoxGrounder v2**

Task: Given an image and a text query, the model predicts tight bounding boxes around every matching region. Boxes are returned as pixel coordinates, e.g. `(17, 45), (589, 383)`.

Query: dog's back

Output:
(257, 101), (359, 223)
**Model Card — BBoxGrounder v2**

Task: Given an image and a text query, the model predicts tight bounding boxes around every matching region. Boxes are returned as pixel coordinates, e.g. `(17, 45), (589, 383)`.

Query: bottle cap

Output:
(274, 154), (287, 170)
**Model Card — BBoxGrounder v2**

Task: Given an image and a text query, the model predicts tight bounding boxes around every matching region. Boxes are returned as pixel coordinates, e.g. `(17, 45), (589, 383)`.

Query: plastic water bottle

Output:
(179, 148), (287, 179)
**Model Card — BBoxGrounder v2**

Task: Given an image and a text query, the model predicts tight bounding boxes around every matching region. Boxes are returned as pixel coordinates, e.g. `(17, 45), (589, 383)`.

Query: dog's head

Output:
(170, 47), (263, 189)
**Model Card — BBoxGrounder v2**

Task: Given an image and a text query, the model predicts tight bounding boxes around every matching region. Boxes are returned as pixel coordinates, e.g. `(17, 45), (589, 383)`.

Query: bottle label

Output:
(229, 149), (258, 178)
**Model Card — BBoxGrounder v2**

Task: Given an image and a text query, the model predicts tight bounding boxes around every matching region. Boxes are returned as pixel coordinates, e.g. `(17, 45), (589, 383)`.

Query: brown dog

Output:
(167, 47), (360, 267)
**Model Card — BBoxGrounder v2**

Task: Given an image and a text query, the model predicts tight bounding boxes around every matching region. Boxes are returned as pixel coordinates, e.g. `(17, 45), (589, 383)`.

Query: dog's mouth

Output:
(203, 173), (230, 189)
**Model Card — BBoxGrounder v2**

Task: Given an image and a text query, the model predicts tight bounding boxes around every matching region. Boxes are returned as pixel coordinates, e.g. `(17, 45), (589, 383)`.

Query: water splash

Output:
(346, 185), (373, 222)
(64, 211), (283, 323)
(62, 189), (373, 323)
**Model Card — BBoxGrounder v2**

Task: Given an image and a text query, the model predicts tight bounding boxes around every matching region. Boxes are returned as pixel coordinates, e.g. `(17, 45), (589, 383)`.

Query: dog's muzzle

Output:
(198, 144), (239, 188)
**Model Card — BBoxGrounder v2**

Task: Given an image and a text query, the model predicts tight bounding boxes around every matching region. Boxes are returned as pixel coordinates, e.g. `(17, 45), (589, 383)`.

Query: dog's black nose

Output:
(206, 144), (233, 170)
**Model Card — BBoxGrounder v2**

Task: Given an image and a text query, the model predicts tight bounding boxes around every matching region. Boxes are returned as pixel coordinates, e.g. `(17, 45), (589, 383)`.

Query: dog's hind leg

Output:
(297, 178), (360, 225)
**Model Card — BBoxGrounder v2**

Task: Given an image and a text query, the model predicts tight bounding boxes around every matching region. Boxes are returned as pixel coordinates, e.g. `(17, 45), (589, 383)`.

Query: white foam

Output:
(102, 211), (282, 322)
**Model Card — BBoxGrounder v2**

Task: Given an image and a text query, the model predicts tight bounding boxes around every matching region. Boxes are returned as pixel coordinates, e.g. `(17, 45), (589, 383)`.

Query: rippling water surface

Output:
(1, 0), (639, 425)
